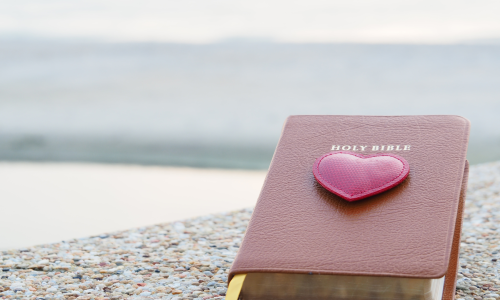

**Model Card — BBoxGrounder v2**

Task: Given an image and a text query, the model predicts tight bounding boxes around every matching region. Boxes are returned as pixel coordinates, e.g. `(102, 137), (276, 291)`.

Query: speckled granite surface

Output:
(1, 161), (500, 300)
(457, 161), (500, 300)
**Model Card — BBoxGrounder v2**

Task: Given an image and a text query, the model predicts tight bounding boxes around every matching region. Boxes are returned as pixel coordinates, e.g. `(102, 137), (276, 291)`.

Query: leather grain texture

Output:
(313, 151), (410, 201)
(229, 115), (470, 281)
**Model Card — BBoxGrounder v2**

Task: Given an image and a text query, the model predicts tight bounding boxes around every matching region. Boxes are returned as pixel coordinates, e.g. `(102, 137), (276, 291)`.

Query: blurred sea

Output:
(1, 39), (499, 169)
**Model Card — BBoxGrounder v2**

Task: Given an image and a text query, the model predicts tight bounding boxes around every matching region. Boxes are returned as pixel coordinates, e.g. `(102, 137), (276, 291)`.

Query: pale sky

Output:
(1, 0), (500, 43)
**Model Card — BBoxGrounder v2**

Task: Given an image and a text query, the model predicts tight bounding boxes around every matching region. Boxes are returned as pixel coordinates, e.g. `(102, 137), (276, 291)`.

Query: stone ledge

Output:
(0, 161), (499, 300)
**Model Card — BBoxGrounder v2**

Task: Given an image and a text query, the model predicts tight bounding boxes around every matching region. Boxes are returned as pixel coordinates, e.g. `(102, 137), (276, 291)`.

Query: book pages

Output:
(240, 273), (445, 300)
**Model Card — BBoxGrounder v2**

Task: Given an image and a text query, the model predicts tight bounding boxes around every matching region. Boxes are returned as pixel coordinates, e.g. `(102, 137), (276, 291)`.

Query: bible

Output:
(227, 115), (470, 300)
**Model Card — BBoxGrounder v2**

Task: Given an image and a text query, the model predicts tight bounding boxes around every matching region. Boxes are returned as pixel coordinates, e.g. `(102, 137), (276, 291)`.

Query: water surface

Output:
(1, 40), (499, 168)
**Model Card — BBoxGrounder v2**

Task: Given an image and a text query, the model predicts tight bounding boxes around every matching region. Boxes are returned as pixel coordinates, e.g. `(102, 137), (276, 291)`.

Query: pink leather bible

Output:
(227, 115), (470, 300)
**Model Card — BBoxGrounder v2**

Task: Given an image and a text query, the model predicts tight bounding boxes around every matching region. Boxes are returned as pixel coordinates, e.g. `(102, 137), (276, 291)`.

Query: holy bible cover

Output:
(228, 115), (470, 300)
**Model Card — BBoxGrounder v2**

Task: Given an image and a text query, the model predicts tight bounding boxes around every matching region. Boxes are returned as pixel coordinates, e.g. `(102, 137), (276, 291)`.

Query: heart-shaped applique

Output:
(313, 151), (410, 201)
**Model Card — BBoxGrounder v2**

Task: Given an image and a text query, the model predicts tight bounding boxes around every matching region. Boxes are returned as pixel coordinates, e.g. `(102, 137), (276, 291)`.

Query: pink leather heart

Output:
(313, 151), (410, 201)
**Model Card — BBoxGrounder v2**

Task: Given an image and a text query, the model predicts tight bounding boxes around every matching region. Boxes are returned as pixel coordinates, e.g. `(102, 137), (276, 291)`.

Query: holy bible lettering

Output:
(331, 145), (411, 151)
